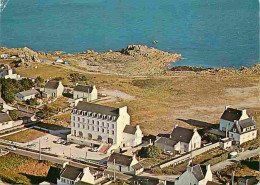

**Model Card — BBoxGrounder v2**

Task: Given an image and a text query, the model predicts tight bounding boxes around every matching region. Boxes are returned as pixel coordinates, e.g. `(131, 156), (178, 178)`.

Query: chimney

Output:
(136, 125), (140, 130)
(225, 105), (230, 110)
(83, 167), (90, 174)
(241, 109), (247, 117)
(174, 124), (178, 129)
(193, 128), (197, 133)
(206, 164), (211, 171)
(63, 162), (69, 168)
(119, 106), (128, 115)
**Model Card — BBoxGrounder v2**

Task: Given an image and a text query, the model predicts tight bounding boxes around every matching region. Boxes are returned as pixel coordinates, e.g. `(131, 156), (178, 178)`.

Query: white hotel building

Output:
(67, 101), (143, 149)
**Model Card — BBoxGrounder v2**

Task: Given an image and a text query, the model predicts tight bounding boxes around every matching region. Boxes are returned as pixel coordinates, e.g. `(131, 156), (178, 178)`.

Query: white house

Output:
(15, 89), (39, 101)
(0, 54), (9, 59)
(220, 138), (233, 149)
(0, 112), (23, 131)
(155, 125), (201, 154)
(175, 163), (218, 185)
(220, 106), (249, 132)
(228, 118), (257, 145)
(0, 65), (21, 80)
(67, 101), (143, 149)
(57, 162), (105, 185)
(43, 81), (64, 98)
(73, 84), (98, 101)
(107, 153), (143, 175)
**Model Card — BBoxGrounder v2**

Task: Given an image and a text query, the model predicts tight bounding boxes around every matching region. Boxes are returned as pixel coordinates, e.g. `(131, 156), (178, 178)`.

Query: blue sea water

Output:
(0, 0), (259, 68)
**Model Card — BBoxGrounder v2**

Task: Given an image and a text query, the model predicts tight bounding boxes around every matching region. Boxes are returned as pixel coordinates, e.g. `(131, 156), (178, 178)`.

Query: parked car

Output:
(163, 151), (173, 156)
(6, 146), (17, 151)
(56, 139), (64, 144)
(229, 151), (238, 159)
(91, 147), (99, 152)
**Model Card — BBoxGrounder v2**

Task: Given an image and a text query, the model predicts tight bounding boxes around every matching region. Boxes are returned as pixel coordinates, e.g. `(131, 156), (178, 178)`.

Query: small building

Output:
(220, 138), (233, 149)
(220, 106), (249, 132)
(237, 176), (258, 185)
(155, 125), (202, 154)
(0, 65), (21, 80)
(73, 84), (98, 101)
(228, 118), (257, 145)
(0, 112), (23, 131)
(107, 153), (143, 175)
(56, 58), (64, 63)
(122, 125), (143, 147)
(17, 110), (37, 123)
(57, 162), (106, 185)
(0, 54), (9, 59)
(175, 163), (216, 185)
(43, 81), (64, 98)
(15, 89), (39, 101)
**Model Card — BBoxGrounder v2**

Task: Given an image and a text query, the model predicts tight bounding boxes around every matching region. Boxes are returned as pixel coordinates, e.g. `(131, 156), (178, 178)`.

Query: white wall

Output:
(229, 130), (257, 144)
(73, 86), (98, 101)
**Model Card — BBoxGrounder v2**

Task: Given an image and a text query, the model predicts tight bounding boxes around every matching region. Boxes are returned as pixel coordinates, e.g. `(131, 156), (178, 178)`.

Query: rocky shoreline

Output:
(1, 45), (260, 76)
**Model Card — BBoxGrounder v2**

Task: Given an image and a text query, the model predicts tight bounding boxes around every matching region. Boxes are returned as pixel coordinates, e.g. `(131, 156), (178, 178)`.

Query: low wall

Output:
(159, 142), (220, 168)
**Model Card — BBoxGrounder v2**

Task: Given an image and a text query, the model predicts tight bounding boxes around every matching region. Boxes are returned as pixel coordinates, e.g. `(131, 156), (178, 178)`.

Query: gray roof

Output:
(237, 176), (257, 185)
(75, 101), (119, 116)
(74, 85), (94, 93)
(17, 89), (39, 97)
(170, 127), (194, 143)
(123, 125), (137, 135)
(60, 165), (83, 180)
(45, 81), (60, 89)
(221, 108), (244, 122)
(132, 163), (143, 170)
(238, 118), (256, 129)
(108, 153), (133, 166)
(191, 164), (204, 181)
(0, 113), (12, 123)
(155, 137), (178, 146)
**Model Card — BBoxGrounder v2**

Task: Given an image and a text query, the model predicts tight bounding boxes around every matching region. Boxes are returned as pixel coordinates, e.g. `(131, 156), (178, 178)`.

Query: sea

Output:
(0, 0), (258, 68)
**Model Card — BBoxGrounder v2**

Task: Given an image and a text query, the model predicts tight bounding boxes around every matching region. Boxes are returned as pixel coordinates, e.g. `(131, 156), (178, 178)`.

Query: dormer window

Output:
(83, 111), (87, 115)
(112, 116), (116, 121)
(92, 113), (96, 117)
(97, 113), (101, 118)
(107, 115), (111, 121)
(233, 128), (236, 132)
(102, 115), (106, 119)
(87, 112), (90, 117)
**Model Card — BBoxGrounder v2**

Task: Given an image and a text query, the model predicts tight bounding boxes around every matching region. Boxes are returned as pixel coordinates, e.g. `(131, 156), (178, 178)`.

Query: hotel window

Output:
(83, 118), (85, 122)
(87, 119), (89, 123)
(102, 122), (104, 127)
(102, 129), (104, 133)
(92, 120), (94, 124)
(87, 126), (89, 130)
(83, 125), (85, 129)
(73, 116), (75, 121)
(112, 131), (114, 135)
(106, 123), (109, 127)
(78, 117), (80, 121)
(97, 121), (99, 125)
(78, 123), (80, 128)
(73, 123), (75, 127)
(112, 124), (114, 129)
(98, 128), (100, 132)
(92, 126), (94, 130)
(107, 130), (109, 134)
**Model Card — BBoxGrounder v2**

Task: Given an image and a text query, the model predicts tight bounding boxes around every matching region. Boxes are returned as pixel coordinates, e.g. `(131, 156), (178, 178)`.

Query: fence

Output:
(159, 142), (220, 168)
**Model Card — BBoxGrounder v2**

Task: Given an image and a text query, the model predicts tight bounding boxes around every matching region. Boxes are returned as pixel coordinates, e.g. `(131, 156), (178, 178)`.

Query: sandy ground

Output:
(99, 89), (135, 103)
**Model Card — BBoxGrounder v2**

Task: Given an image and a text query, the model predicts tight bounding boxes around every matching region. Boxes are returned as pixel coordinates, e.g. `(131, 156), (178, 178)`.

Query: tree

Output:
(138, 145), (162, 158)
(9, 110), (19, 120)
(26, 98), (38, 106)
(20, 78), (34, 91)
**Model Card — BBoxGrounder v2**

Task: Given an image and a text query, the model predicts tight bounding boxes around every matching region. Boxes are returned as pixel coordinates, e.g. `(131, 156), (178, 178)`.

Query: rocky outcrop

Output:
(18, 47), (41, 63)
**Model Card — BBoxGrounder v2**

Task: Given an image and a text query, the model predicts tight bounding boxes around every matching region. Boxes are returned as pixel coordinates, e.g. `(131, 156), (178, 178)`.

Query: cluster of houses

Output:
(0, 65), (258, 185)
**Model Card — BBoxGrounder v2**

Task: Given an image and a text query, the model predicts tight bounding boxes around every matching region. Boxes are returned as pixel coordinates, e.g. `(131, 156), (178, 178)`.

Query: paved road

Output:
(0, 144), (131, 181)
(211, 147), (260, 172)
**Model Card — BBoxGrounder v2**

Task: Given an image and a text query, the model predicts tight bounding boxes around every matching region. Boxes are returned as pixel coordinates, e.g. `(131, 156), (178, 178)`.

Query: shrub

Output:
(9, 110), (18, 121)
(138, 145), (162, 158)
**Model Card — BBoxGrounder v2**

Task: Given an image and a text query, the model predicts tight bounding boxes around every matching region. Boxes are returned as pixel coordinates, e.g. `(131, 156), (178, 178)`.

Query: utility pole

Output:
(113, 159), (116, 182)
(39, 138), (41, 161)
(231, 171), (235, 185)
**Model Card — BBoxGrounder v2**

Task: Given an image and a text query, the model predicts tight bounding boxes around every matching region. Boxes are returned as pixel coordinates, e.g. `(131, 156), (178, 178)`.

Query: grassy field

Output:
(0, 153), (52, 184)
(1, 129), (47, 143)
(16, 63), (260, 135)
